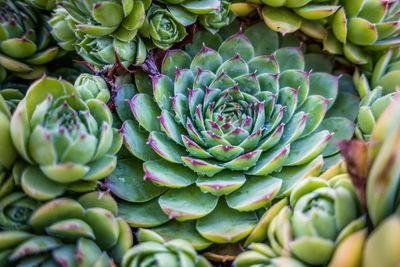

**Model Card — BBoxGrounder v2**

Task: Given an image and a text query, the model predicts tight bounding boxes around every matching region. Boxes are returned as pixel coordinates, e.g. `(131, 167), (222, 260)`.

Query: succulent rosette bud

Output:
(199, 0), (235, 34)
(327, 0), (400, 64)
(242, 165), (365, 266)
(0, 191), (39, 230)
(0, 0), (59, 79)
(56, 0), (148, 42)
(122, 229), (211, 267)
(106, 24), (352, 246)
(74, 73), (110, 103)
(0, 191), (132, 266)
(9, 77), (122, 200)
(140, 5), (187, 49)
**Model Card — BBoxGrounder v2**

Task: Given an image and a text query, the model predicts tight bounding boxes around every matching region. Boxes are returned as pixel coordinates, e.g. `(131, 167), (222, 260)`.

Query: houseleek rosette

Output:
(240, 167), (365, 266)
(9, 77), (122, 200)
(140, 5), (187, 49)
(74, 73), (110, 103)
(0, 0), (59, 79)
(107, 28), (344, 246)
(0, 191), (132, 266)
(199, 0), (235, 34)
(0, 191), (39, 230)
(122, 229), (211, 267)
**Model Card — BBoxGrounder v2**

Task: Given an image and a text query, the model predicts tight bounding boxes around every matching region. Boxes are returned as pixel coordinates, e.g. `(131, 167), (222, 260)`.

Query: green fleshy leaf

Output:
(106, 158), (166, 203)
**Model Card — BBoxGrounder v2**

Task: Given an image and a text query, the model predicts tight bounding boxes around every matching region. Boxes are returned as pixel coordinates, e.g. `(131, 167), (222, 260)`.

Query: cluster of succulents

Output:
(0, 0), (400, 266)
(233, 0), (400, 65)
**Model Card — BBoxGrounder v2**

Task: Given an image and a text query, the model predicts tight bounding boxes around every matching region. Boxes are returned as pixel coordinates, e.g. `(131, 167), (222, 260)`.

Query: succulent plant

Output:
(9, 77), (122, 200)
(0, 191), (39, 230)
(242, 164), (365, 266)
(49, 4), (147, 69)
(0, 0), (59, 79)
(140, 5), (187, 49)
(74, 73), (110, 103)
(79, 35), (147, 69)
(328, 0), (400, 64)
(57, 0), (148, 42)
(106, 24), (355, 246)
(199, 0), (235, 34)
(0, 191), (132, 266)
(122, 228), (211, 267)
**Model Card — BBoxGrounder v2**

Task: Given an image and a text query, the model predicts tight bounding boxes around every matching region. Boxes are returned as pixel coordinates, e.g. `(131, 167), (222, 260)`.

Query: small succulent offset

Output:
(74, 73), (110, 103)
(199, 0), (235, 34)
(0, 191), (132, 266)
(240, 165), (365, 266)
(9, 77), (122, 200)
(140, 5), (187, 49)
(122, 228), (211, 267)
(0, 0), (59, 79)
(0, 191), (39, 230)
(108, 26), (346, 245)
